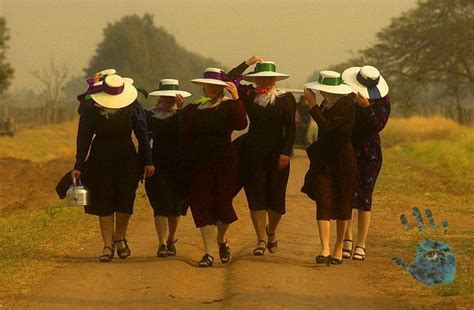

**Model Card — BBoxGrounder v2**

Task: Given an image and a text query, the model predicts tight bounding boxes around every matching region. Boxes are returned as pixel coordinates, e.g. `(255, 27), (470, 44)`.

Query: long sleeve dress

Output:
(228, 62), (296, 214)
(351, 96), (391, 211)
(182, 98), (247, 227)
(145, 109), (188, 217)
(74, 100), (152, 216)
(301, 95), (357, 221)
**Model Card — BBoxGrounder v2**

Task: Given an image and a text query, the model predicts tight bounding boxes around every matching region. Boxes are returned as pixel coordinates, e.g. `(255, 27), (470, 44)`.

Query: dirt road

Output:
(6, 151), (404, 309)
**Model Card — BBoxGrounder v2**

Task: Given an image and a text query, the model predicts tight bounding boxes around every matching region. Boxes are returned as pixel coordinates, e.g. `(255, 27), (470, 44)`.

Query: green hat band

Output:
(159, 83), (179, 91)
(318, 75), (342, 86)
(254, 62), (276, 73)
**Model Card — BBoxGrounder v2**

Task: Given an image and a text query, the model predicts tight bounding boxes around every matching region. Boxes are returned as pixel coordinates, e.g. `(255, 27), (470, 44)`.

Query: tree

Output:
(85, 14), (222, 106)
(310, 0), (474, 121)
(0, 17), (14, 94)
(32, 59), (70, 124)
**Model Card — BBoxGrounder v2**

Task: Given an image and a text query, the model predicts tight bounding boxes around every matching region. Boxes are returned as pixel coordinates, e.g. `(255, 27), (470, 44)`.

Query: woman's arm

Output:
(73, 104), (95, 170)
(309, 99), (355, 132)
(131, 101), (153, 167)
(281, 93), (297, 156)
(363, 96), (391, 133)
(225, 82), (248, 130)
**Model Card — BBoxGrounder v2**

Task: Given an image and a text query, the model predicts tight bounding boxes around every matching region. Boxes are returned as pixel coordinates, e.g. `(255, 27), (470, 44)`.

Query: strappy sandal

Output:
(218, 240), (231, 264)
(352, 246), (366, 261)
(157, 244), (167, 258)
(198, 254), (214, 268)
(114, 237), (131, 259)
(166, 239), (177, 256)
(99, 246), (115, 263)
(331, 257), (343, 265)
(253, 240), (267, 256)
(315, 255), (332, 266)
(342, 239), (353, 259)
(266, 226), (278, 254)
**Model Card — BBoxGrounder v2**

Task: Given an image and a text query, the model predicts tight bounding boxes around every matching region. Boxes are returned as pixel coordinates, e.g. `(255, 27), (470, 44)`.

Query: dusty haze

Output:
(0, 0), (416, 92)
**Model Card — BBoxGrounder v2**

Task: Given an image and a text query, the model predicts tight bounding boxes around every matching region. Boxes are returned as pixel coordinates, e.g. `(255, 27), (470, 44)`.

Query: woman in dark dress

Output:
(71, 71), (154, 262)
(301, 70), (356, 265)
(145, 79), (191, 258)
(341, 66), (391, 261)
(227, 55), (296, 256)
(184, 68), (247, 267)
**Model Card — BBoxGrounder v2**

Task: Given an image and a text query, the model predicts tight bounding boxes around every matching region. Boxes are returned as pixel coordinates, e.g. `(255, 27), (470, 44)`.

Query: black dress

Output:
(74, 101), (152, 216)
(145, 109), (187, 217)
(301, 96), (357, 221)
(228, 62), (296, 215)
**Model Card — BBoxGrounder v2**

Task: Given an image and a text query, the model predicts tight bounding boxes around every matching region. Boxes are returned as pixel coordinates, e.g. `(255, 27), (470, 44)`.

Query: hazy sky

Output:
(1, 0), (417, 92)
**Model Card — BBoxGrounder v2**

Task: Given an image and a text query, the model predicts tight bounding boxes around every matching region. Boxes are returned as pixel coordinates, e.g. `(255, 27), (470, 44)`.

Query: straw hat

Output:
(243, 61), (289, 82)
(305, 70), (353, 95)
(148, 79), (191, 97)
(191, 68), (228, 86)
(90, 74), (138, 109)
(342, 65), (389, 99)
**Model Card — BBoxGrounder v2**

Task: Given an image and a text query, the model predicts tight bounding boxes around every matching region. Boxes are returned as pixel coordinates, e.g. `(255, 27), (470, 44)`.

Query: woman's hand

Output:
(144, 165), (155, 178)
(225, 82), (239, 100)
(245, 55), (263, 66)
(303, 88), (318, 109)
(356, 92), (370, 108)
(176, 94), (185, 109)
(71, 170), (81, 182)
(278, 154), (290, 170)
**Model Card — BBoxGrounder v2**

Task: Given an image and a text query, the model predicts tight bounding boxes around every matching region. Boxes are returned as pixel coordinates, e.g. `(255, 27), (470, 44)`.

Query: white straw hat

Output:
(342, 65), (389, 99)
(90, 74), (138, 109)
(243, 61), (289, 82)
(305, 70), (353, 95)
(148, 79), (191, 97)
(191, 68), (228, 86)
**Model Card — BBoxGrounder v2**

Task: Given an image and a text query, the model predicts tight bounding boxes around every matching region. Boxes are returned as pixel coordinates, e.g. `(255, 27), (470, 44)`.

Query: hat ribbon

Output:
(254, 62), (276, 73)
(158, 83), (179, 91)
(318, 75), (342, 86)
(87, 81), (125, 96)
(203, 71), (241, 85)
(356, 71), (381, 99)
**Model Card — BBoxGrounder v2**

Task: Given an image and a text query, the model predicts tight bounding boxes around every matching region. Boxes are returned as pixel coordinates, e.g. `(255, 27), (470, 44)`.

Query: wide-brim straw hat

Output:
(148, 79), (191, 97)
(305, 70), (353, 95)
(243, 61), (289, 82)
(191, 68), (228, 86)
(90, 74), (137, 109)
(342, 65), (389, 99)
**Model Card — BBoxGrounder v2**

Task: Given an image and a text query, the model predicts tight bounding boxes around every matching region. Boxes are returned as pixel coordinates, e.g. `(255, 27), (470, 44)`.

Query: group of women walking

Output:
(69, 55), (390, 267)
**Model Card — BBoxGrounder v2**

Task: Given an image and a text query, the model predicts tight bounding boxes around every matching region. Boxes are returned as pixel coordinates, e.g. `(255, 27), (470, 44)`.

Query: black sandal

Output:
(315, 255), (332, 266)
(114, 238), (131, 259)
(157, 244), (167, 258)
(352, 246), (366, 261)
(331, 257), (343, 265)
(218, 240), (231, 264)
(253, 240), (267, 256)
(166, 239), (177, 256)
(198, 254), (214, 267)
(266, 226), (278, 254)
(342, 239), (353, 259)
(99, 246), (115, 263)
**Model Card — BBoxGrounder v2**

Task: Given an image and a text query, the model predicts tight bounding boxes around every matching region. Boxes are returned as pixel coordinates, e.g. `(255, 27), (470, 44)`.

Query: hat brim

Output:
(342, 67), (389, 99)
(90, 84), (138, 109)
(305, 82), (353, 95)
(243, 71), (289, 82)
(191, 78), (227, 86)
(148, 90), (192, 98)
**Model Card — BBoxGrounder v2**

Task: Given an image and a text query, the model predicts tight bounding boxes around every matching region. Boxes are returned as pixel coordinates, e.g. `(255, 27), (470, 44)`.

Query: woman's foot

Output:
(331, 257), (343, 265)
(332, 247), (343, 263)
(157, 244), (167, 258)
(342, 239), (353, 259)
(166, 239), (177, 256)
(266, 226), (278, 254)
(315, 254), (332, 266)
(99, 246), (115, 263)
(218, 240), (231, 264)
(253, 240), (267, 256)
(114, 237), (131, 259)
(352, 246), (366, 261)
(198, 254), (214, 268)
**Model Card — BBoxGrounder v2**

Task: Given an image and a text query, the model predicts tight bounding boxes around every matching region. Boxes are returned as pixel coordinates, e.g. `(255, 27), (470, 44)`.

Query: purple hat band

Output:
(86, 81), (125, 96)
(203, 71), (241, 85)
